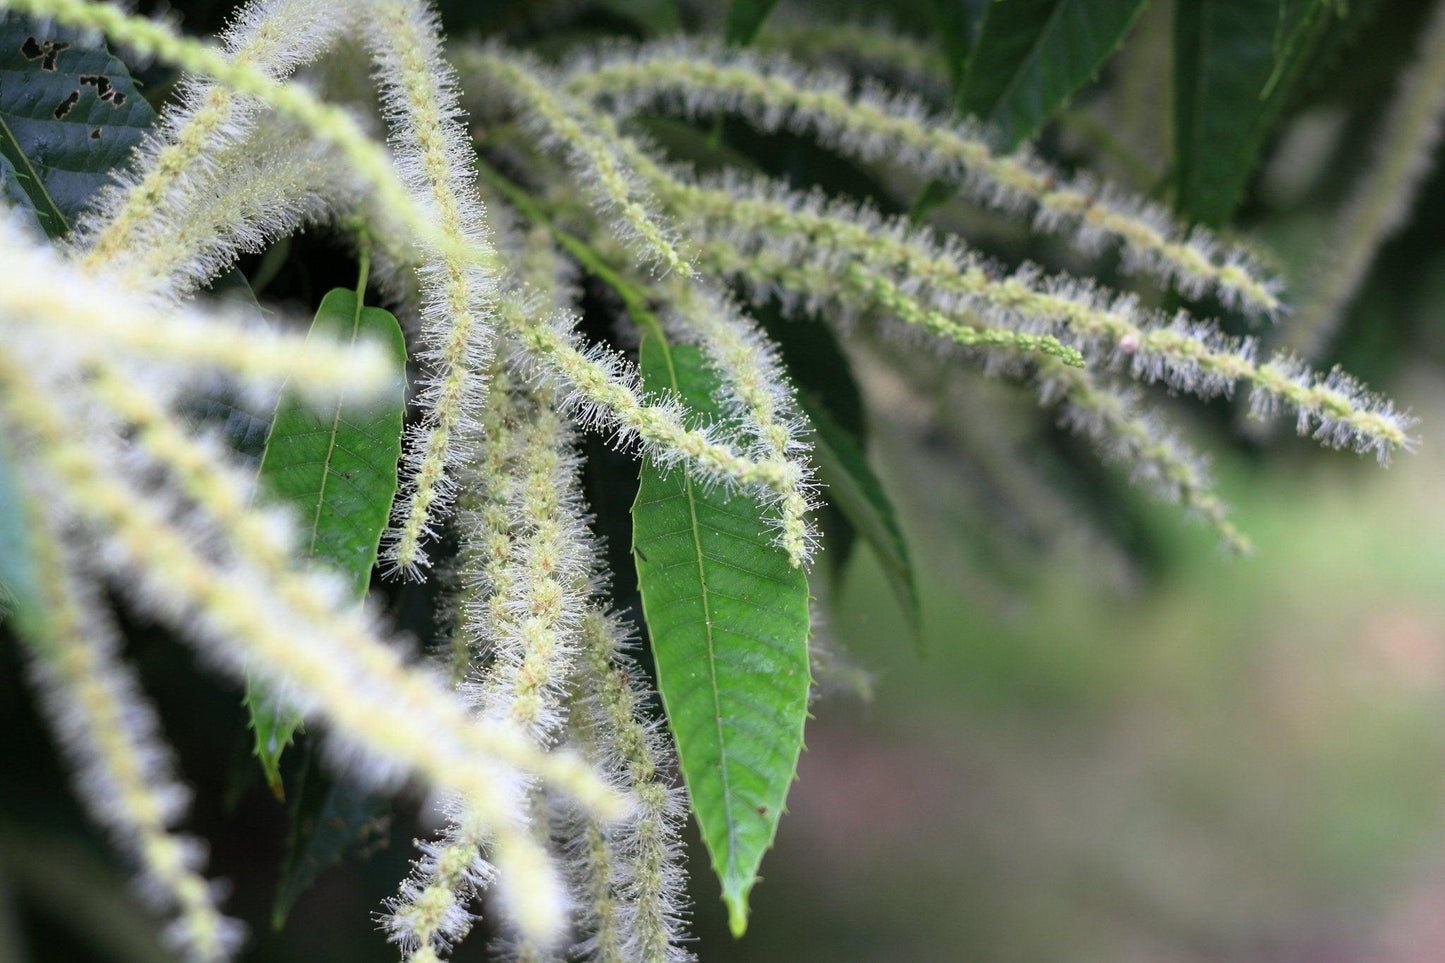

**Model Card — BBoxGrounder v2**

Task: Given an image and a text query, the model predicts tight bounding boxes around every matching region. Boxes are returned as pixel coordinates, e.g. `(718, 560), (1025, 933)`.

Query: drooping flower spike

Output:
(652, 173), (1414, 462)
(364, 0), (504, 579)
(12, 491), (244, 962)
(560, 40), (1285, 318)
(74, 0), (354, 276)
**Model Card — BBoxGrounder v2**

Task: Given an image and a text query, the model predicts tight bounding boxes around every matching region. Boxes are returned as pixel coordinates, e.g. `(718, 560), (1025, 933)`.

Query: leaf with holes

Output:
(244, 288), (407, 800)
(631, 331), (811, 937)
(0, 11), (157, 238)
(960, 0), (1147, 148)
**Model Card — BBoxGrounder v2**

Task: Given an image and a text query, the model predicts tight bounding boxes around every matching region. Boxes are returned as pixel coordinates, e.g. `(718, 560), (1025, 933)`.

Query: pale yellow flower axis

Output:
(386, 808), (496, 960)
(642, 170), (1410, 460)
(684, 238), (1250, 549)
(66, 366), (617, 824)
(1036, 359), (1251, 554)
(458, 47), (693, 278)
(447, 361), (517, 682)
(93, 123), (349, 304)
(19, 502), (243, 961)
(367, 0), (502, 579)
(479, 118), (1080, 369)
(570, 609), (692, 963)
(0, 214), (392, 394)
(475, 401), (590, 742)
(658, 282), (817, 566)
(478, 156), (821, 532)
(0, 357), (620, 821)
(562, 44), (1282, 317)
(498, 297), (801, 497)
(689, 233), (1080, 364)
(0, 405), (577, 950)
(84, 366), (298, 562)
(0, 0), (497, 277)
(79, 0), (348, 270)
(389, 386), (590, 961)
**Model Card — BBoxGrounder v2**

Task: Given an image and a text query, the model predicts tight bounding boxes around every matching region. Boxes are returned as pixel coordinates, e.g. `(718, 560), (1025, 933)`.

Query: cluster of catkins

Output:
(0, 0), (1432, 960)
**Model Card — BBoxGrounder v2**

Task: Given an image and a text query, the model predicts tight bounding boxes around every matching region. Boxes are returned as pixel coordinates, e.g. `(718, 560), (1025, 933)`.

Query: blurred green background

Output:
(713, 368), (1445, 962)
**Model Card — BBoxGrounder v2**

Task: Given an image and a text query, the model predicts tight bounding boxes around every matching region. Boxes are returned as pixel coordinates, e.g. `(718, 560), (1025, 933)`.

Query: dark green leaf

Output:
(271, 747), (389, 930)
(631, 333), (811, 937)
(245, 288), (407, 799)
(756, 314), (866, 573)
(1271, 0), (1342, 88)
(1173, 0), (1331, 226)
(596, 0), (682, 35)
(960, 0), (1148, 147)
(798, 394), (921, 647)
(760, 313), (865, 442)
(725, 0), (781, 45)
(930, 0), (990, 93)
(0, 12), (157, 235)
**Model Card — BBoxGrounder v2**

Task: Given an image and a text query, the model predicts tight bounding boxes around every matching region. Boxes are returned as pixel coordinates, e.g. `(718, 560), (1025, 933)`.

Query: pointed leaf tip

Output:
(632, 332), (810, 935)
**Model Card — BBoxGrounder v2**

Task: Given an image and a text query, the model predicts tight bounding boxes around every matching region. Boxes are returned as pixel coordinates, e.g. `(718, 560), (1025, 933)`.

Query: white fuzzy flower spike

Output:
(0, 352), (618, 951)
(659, 282), (818, 566)
(75, 0), (353, 275)
(366, 0), (503, 580)
(566, 608), (693, 963)
(14, 498), (244, 961)
(86, 119), (354, 305)
(459, 46), (695, 279)
(392, 388), (593, 962)
(0, 212), (393, 396)
(634, 167), (1414, 462)
(561, 40), (1283, 317)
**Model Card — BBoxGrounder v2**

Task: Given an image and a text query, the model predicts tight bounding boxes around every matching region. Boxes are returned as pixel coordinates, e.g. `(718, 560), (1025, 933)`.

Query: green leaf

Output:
(960, 0), (1148, 147)
(725, 0), (781, 46)
(930, 0), (991, 93)
(0, 12), (157, 236)
(631, 332), (811, 937)
(271, 747), (389, 930)
(797, 394), (921, 648)
(1271, 0), (1342, 86)
(597, 0), (682, 35)
(245, 288), (407, 799)
(1172, 0), (1332, 226)
(756, 313), (866, 574)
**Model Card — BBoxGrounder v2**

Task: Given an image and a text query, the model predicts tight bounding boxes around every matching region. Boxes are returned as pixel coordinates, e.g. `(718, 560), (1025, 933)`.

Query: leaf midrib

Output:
(0, 112), (68, 238)
(651, 332), (740, 882)
(306, 296), (365, 555)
